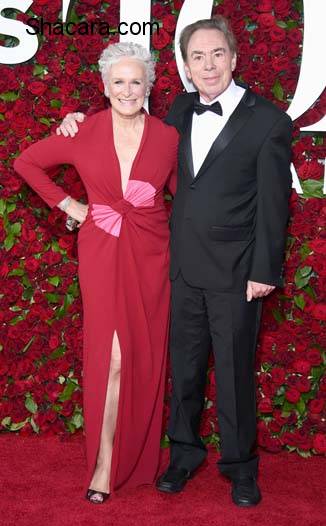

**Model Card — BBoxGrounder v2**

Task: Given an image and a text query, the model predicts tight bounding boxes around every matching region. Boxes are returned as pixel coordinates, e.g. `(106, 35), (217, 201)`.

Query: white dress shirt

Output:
(191, 80), (245, 176)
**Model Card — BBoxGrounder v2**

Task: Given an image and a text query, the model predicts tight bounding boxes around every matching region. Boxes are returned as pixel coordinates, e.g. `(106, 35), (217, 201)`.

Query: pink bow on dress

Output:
(91, 180), (156, 238)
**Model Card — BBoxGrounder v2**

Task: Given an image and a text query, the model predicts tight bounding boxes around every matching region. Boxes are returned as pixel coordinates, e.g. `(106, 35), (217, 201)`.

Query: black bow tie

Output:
(194, 99), (223, 116)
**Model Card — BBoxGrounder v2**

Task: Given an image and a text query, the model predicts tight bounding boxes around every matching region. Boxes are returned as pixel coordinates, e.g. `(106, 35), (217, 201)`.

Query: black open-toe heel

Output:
(86, 489), (110, 504)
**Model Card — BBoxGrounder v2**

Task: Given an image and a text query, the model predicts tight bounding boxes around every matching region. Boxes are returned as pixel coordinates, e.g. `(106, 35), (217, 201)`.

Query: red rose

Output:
(162, 15), (176, 33)
(155, 76), (172, 91)
(28, 81), (48, 96)
(310, 304), (326, 321)
(309, 399), (324, 414)
(24, 256), (40, 273)
(152, 29), (171, 50)
(285, 388), (301, 404)
(292, 359), (311, 374)
(258, 14), (276, 28)
(274, 0), (291, 17)
(258, 397), (273, 413)
(313, 433), (326, 454)
(309, 239), (326, 255)
(173, 0), (183, 9)
(256, 0), (273, 11)
(288, 28), (302, 44)
(152, 4), (165, 18)
(271, 367), (286, 386)
(306, 348), (322, 366)
(272, 56), (291, 72)
(270, 27), (286, 42)
(295, 377), (311, 393)
(298, 160), (323, 181)
(49, 334), (60, 350)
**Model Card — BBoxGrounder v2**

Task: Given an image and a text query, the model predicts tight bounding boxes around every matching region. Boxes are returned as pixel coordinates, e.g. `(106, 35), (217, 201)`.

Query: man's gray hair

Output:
(98, 42), (156, 96)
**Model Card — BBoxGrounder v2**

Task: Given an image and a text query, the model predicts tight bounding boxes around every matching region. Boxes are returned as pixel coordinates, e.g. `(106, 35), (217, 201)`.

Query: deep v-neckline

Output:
(108, 107), (148, 198)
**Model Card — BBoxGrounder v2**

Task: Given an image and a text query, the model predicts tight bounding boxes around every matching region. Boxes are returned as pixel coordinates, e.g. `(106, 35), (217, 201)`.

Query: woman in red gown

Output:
(14, 42), (178, 503)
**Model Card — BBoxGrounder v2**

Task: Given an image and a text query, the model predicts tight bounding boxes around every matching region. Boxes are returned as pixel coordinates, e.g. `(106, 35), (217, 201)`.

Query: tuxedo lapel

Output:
(179, 105), (195, 179)
(194, 88), (256, 182)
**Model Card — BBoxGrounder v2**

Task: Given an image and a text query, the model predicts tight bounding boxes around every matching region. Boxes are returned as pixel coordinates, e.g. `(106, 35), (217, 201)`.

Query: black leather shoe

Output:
(156, 467), (191, 493)
(231, 476), (261, 507)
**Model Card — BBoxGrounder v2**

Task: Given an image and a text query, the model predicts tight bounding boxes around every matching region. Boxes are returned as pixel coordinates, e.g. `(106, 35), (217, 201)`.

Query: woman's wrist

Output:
(57, 195), (72, 213)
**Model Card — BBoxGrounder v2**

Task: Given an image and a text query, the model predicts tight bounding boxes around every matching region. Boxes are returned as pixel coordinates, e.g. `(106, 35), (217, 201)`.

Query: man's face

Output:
(184, 28), (237, 102)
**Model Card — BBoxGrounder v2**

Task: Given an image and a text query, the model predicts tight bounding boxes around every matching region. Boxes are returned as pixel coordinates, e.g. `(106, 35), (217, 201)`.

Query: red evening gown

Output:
(14, 108), (179, 493)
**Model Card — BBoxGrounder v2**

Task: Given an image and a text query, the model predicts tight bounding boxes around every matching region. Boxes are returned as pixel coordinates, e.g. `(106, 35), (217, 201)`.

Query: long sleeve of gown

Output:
(14, 133), (78, 209)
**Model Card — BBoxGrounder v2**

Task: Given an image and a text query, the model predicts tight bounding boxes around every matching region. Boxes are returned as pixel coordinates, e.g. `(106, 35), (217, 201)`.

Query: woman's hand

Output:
(56, 112), (86, 138)
(66, 198), (89, 227)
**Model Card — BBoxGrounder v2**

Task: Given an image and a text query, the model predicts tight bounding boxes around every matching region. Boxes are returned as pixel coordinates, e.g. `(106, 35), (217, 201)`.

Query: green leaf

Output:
(9, 315), (25, 325)
(272, 308), (285, 323)
(7, 203), (16, 214)
(39, 117), (51, 127)
(45, 293), (60, 303)
(294, 266), (312, 289)
(276, 20), (287, 28)
(297, 450), (311, 458)
(71, 412), (83, 429)
(25, 394), (38, 414)
(48, 276), (61, 287)
(303, 285), (317, 300)
(1, 416), (11, 427)
(58, 379), (77, 402)
(30, 417), (39, 433)
(271, 79), (284, 101)
(300, 266), (312, 277)
(9, 419), (29, 431)
(22, 288), (34, 301)
(294, 294), (305, 310)
(10, 222), (21, 235)
(301, 179), (324, 199)
(311, 366), (323, 381)
(50, 99), (62, 109)
(0, 199), (5, 216)
(50, 346), (66, 359)
(66, 421), (76, 433)
(299, 243), (312, 260)
(4, 234), (15, 251)
(8, 268), (25, 277)
(295, 398), (306, 415)
(9, 305), (21, 312)
(0, 91), (19, 102)
(314, 136), (324, 146)
(33, 64), (46, 76)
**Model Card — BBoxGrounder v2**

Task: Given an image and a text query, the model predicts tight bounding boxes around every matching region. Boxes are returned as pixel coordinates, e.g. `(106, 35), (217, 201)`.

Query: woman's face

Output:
(106, 57), (148, 117)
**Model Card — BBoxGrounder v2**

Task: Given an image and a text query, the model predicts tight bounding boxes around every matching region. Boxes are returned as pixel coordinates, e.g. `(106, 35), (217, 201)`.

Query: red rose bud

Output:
(27, 81), (48, 96)
(313, 433), (326, 454)
(292, 359), (311, 375)
(152, 29), (171, 50)
(285, 388), (301, 404)
(258, 398), (273, 413)
(308, 399), (324, 414)
(306, 348), (322, 366)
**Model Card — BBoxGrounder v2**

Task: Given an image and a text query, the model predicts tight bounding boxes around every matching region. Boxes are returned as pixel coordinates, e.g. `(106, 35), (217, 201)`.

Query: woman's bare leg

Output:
(88, 331), (121, 501)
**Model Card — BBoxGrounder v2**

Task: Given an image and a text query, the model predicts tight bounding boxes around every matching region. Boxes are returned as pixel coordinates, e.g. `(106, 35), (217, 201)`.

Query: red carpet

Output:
(1, 434), (324, 526)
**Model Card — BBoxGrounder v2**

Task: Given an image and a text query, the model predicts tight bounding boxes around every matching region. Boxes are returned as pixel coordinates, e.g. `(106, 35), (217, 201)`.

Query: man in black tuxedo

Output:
(155, 16), (292, 506)
(57, 16), (292, 507)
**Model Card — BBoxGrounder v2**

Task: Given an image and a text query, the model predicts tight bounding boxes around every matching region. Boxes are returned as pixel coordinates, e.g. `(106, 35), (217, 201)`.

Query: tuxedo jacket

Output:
(165, 86), (293, 292)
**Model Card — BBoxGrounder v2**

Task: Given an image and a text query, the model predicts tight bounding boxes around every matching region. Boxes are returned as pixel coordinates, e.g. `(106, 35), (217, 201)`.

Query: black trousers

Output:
(167, 272), (262, 479)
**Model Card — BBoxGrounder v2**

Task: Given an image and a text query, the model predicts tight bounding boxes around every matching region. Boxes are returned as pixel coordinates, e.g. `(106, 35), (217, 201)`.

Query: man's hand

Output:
(246, 280), (275, 302)
(56, 112), (86, 138)
(66, 198), (89, 227)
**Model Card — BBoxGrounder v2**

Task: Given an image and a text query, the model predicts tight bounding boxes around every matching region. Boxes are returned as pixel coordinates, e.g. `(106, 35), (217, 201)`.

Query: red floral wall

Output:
(0, 0), (325, 456)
